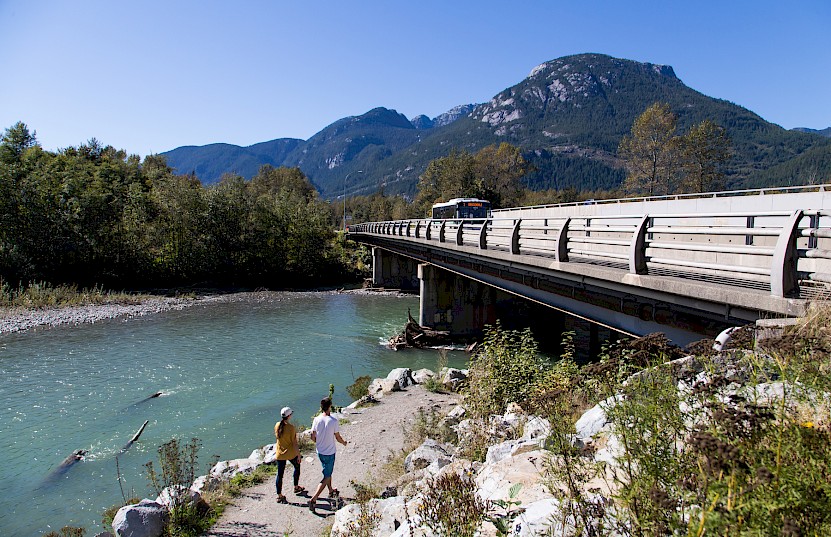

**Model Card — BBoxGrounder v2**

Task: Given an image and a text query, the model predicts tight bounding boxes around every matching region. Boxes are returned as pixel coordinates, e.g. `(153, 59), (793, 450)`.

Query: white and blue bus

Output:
(431, 198), (491, 220)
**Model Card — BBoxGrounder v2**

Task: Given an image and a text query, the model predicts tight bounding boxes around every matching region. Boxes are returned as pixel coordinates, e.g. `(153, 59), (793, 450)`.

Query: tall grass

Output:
(0, 279), (146, 308)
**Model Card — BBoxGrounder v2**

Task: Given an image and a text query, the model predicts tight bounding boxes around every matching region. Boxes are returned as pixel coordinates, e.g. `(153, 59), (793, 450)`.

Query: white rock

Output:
(412, 368), (436, 384)
(387, 368), (415, 388)
(512, 498), (562, 537)
(155, 485), (205, 511)
(404, 439), (453, 473)
(521, 416), (551, 441)
(368, 378), (401, 397)
(574, 395), (620, 440)
(112, 499), (167, 537)
(446, 405), (466, 421)
(210, 458), (260, 479)
(476, 450), (550, 504)
(485, 437), (545, 465)
(332, 495), (426, 537)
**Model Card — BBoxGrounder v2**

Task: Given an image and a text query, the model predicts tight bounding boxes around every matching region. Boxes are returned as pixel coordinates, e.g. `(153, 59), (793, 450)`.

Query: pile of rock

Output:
(352, 366), (469, 404)
(331, 402), (559, 537)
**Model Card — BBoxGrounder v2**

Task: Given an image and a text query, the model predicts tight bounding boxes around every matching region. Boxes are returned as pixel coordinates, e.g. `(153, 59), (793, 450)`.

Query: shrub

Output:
(145, 437), (211, 537)
(419, 471), (487, 537)
(466, 322), (547, 418)
(42, 528), (85, 537)
(347, 375), (372, 400)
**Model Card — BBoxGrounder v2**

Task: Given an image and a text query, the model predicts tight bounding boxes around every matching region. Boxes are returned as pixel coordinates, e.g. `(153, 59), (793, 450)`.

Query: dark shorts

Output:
(318, 453), (336, 478)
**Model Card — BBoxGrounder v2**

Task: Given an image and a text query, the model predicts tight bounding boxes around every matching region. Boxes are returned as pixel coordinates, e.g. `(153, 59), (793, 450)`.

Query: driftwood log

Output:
(120, 420), (149, 453)
(387, 310), (452, 350)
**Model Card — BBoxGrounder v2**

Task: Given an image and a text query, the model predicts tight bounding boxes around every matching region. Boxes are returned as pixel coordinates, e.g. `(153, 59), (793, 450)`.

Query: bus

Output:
(431, 198), (491, 220)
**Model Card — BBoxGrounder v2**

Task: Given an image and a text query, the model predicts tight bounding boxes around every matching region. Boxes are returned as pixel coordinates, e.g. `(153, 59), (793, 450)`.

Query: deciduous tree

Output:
(619, 103), (681, 196)
(679, 119), (731, 193)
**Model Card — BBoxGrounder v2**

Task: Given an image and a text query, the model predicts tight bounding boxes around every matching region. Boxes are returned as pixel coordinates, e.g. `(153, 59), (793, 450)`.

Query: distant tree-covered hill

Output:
(162, 54), (831, 198)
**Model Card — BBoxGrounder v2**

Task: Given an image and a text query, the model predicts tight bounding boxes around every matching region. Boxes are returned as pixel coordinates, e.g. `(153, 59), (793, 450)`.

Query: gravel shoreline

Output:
(0, 288), (415, 336)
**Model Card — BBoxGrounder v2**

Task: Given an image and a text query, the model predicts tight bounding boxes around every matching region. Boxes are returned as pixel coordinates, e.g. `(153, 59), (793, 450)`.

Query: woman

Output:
(274, 406), (304, 503)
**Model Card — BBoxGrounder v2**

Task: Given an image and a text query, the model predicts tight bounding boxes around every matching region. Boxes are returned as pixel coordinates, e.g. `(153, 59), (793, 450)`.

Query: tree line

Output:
(1, 105), (732, 289)
(0, 122), (353, 290)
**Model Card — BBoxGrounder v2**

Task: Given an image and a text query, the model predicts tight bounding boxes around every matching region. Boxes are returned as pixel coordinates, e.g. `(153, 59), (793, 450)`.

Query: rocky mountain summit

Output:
(162, 53), (831, 197)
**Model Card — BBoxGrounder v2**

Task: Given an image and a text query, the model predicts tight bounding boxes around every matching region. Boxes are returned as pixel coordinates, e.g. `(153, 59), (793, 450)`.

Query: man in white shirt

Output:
(309, 397), (348, 511)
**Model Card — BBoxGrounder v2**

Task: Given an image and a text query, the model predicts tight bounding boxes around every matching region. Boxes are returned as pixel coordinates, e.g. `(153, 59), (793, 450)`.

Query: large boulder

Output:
(332, 495), (428, 537)
(439, 368), (467, 389)
(404, 438), (453, 473)
(412, 368), (436, 385)
(155, 486), (209, 515)
(112, 499), (168, 537)
(368, 378), (401, 398)
(249, 443), (277, 464)
(387, 368), (416, 388)
(210, 457), (260, 479)
(476, 450), (551, 504)
(574, 395), (620, 440)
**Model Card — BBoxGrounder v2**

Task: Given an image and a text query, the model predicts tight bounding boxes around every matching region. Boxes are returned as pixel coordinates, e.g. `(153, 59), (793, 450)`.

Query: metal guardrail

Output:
(350, 209), (831, 299)
(490, 183), (831, 213)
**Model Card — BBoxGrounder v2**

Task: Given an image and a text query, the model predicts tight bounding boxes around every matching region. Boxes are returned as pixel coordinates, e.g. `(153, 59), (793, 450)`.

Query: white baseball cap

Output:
(280, 406), (293, 418)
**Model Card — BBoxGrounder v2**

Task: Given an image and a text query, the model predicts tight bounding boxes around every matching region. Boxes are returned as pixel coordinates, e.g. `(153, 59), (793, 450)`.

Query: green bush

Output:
(466, 322), (548, 417)
(347, 375), (372, 400)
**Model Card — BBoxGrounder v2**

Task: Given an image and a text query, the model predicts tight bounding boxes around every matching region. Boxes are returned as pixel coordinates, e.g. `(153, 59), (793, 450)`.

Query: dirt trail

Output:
(206, 385), (461, 537)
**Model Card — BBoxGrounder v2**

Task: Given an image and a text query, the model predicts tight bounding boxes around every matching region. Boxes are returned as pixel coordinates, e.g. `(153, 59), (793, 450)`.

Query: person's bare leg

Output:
(310, 476), (331, 503)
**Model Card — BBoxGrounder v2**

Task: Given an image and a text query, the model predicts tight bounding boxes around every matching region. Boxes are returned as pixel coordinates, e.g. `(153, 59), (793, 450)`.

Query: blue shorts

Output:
(318, 453), (336, 479)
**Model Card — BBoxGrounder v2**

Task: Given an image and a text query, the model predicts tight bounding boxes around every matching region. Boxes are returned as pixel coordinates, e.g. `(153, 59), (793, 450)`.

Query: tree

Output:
(679, 120), (731, 193)
(619, 103), (681, 196)
(414, 143), (529, 214)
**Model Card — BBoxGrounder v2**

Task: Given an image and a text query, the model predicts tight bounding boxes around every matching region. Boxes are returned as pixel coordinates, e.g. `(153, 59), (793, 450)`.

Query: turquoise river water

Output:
(0, 292), (467, 536)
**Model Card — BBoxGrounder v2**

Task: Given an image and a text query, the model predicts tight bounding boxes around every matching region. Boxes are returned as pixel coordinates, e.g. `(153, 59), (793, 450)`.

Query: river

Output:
(0, 292), (467, 536)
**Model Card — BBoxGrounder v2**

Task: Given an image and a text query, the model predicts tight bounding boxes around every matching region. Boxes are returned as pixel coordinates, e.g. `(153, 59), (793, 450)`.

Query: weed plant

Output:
(145, 437), (210, 537)
(346, 375), (372, 400)
(0, 279), (146, 308)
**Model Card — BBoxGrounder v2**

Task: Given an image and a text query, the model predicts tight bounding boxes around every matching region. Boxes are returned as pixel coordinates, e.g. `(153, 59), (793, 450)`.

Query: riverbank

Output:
(0, 288), (413, 336)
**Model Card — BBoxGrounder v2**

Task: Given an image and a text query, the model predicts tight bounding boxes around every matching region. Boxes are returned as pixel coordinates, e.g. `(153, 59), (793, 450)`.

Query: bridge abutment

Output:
(418, 264), (504, 335)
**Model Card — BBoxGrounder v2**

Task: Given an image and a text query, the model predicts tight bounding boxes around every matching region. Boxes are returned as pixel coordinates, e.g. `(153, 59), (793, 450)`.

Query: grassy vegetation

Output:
(0, 279), (149, 308)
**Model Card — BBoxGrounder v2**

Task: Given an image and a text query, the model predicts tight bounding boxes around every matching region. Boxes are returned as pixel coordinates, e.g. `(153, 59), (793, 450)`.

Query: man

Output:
(309, 397), (348, 511)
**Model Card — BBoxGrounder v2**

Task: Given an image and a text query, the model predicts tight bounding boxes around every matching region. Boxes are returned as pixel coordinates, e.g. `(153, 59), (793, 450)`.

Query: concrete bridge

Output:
(348, 185), (831, 345)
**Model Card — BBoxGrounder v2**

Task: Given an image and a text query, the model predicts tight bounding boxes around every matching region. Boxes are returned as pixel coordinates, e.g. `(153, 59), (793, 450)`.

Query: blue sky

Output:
(2, 0), (829, 157)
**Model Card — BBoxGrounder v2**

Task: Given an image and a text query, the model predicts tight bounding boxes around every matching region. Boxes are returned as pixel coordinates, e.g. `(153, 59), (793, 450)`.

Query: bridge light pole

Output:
(343, 170), (363, 232)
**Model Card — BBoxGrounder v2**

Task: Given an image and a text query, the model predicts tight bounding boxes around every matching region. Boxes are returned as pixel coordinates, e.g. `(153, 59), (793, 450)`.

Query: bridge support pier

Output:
(372, 247), (420, 291)
(418, 264), (503, 335)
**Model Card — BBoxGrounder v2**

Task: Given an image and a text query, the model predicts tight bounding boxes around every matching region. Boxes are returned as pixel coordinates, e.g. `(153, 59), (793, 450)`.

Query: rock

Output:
(347, 394), (379, 408)
(521, 416), (551, 441)
(368, 378), (401, 397)
(404, 438), (453, 473)
(387, 368), (415, 388)
(439, 367), (467, 389)
(476, 450), (551, 504)
(511, 498), (562, 537)
(485, 436), (545, 464)
(506, 402), (525, 415)
(446, 405), (466, 421)
(574, 395), (619, 440)
(248, 443), (276, 464)
(412, 368), (436, 384)
(332, 495), (427, 537)
(210, 458), (260, 479)
(112, 499), (168, 537)
(94, 532), (115, 537)
(156, 486), (209, 515)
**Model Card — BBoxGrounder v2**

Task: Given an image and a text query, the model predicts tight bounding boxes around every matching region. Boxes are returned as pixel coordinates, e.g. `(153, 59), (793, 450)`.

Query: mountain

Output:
(794, 127), (831, 138)
(162, 54), (831, 197)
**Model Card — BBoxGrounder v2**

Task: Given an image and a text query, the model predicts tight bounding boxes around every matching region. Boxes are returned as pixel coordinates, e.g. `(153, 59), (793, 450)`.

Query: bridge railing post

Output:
(456, 220), (464, 246)
(556, 218), (570, 262)
(415, 220), (422, 238)
(629, 215), (650, 274)
(511, 219), (522, 255)
(771, 210), (803, 297)
(479, 220), (488, 250)
(439, 220), (447, 243)
(425, 220), (432, 241)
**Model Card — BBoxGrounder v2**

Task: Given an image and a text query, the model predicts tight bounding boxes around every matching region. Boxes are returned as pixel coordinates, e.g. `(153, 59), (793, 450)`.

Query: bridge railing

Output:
(351, 209), (831, 299)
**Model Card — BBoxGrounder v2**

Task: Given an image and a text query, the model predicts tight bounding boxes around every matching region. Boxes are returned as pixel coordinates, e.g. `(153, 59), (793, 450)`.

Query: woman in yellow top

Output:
(274, 406), (304, 503)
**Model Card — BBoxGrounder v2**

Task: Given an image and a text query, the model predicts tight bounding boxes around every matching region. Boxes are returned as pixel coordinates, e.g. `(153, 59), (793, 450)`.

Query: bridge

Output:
(348, 185), (831, 345)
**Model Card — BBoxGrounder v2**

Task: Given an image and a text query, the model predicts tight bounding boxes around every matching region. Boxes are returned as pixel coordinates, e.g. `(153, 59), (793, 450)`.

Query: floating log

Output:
(42, 449), (87, 485)
(120, 420), (150, 453)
